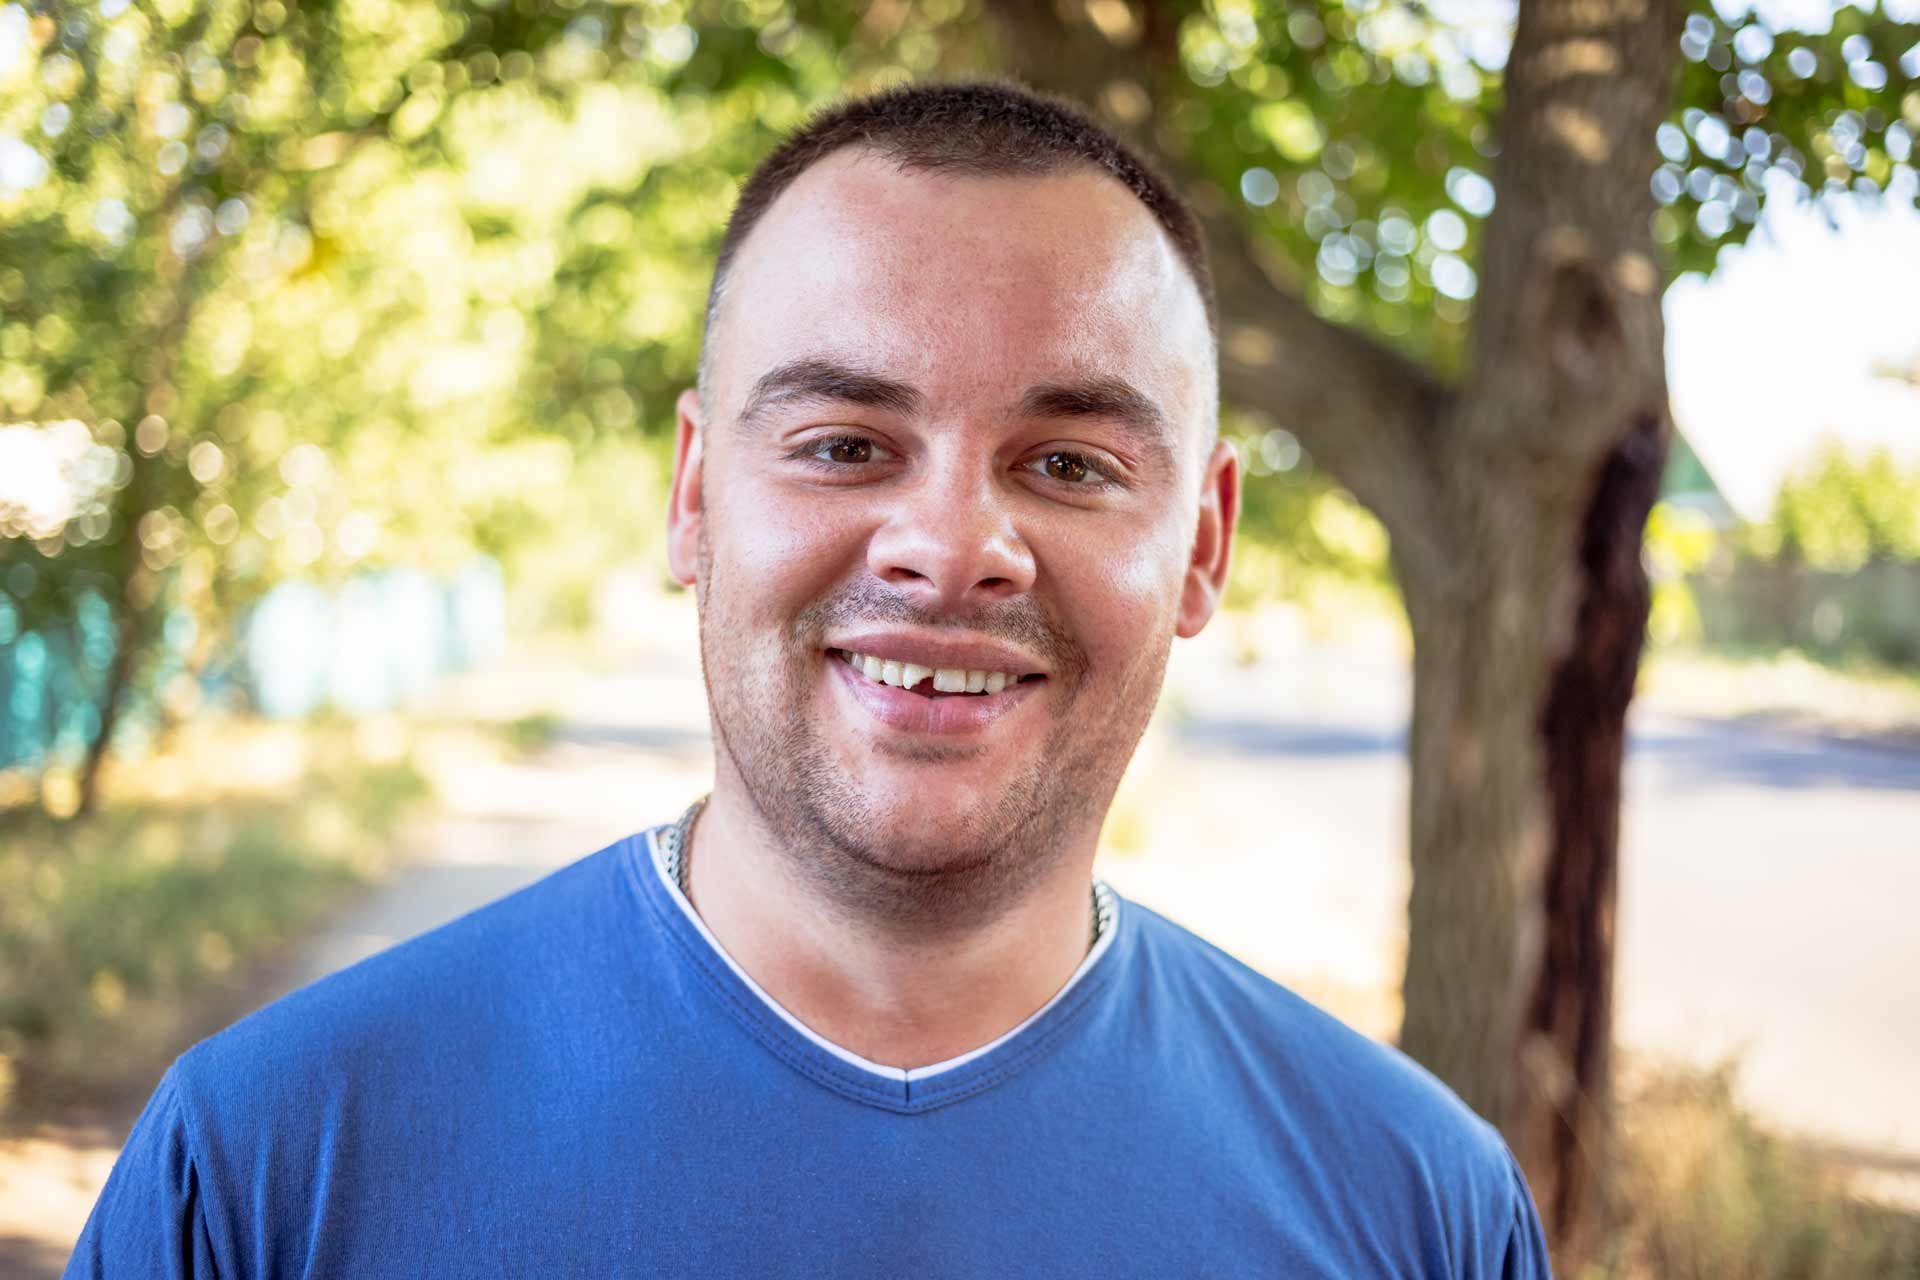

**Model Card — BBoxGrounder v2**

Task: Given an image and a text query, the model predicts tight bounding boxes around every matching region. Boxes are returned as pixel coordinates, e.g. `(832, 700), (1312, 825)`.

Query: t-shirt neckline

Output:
(622, 825), (1127, 1114)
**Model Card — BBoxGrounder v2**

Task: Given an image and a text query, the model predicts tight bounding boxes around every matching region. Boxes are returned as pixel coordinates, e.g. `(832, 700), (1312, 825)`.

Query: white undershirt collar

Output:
(645, 825), (1119, 1084)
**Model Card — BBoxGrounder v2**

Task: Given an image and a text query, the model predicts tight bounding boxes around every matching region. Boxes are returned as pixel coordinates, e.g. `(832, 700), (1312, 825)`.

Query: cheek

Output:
(708, 469), (863, 622)
(1047, 516), (1187, 671)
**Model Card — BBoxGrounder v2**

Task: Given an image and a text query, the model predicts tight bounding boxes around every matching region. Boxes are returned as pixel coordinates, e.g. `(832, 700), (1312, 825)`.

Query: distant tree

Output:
(3, 0), (498, 808)
(1749, 444), (1920, 569)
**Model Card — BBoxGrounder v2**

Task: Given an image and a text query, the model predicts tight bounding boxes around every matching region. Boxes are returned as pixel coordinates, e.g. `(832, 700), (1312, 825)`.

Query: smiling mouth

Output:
(829, 649), (1046, 699)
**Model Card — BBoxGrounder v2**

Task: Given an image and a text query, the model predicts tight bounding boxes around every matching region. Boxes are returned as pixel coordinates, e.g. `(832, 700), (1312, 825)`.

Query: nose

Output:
(865, 452), (1036, 610)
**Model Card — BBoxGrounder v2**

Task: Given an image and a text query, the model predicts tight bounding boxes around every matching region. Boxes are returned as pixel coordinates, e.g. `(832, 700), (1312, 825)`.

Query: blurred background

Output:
(1, 0), (1917, 1274)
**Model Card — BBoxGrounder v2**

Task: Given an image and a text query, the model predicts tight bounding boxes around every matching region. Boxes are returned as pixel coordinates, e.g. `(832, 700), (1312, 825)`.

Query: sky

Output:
(1665, 173), (1920, 519)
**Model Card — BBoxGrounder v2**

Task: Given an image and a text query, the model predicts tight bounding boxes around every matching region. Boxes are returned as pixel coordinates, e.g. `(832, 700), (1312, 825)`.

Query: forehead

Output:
(709, 148), (1214, 426)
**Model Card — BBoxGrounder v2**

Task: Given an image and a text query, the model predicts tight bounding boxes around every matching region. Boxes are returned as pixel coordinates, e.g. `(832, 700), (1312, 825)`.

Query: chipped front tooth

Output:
(842, 650), (1023, 694)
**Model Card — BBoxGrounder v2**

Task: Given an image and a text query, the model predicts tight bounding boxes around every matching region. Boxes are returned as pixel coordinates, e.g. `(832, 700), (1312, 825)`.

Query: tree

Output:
(3, 0), (499, 809)
(984, 0), (1916, 1260)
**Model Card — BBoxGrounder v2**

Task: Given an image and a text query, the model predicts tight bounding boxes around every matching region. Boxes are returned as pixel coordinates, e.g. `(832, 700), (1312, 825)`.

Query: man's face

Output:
(669, 149), (1236, 920)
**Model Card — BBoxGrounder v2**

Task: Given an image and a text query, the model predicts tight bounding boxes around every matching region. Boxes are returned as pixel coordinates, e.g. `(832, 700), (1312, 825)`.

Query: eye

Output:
(795, 435), (894, 466)
(1023, 450), (1113, 487)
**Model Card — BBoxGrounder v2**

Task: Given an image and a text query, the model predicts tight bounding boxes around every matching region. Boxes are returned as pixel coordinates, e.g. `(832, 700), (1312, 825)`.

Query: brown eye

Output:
(802, 436), (889, 465)
(1042, 452), (1091, 484)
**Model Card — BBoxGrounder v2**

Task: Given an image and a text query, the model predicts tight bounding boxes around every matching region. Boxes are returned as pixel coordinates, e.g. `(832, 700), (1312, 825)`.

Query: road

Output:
(1124, 632), (1920, 1165)
(4, 622), (1915, 1271)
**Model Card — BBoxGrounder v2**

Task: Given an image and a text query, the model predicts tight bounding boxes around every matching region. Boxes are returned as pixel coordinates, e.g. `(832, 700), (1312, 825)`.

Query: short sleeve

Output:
(1497, 1146), (1554, 1279)
(64, 1062), (222, 1280)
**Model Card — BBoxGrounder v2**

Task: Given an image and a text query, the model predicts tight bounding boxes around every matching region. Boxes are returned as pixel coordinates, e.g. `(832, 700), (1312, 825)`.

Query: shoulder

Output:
(66, 1063), (221, 1278)
(1121, 899), (1547, 1272)
(1124, 899), (1478, 1129)
(75, 836), (664, 1276)
(172, 834), (644, 1124)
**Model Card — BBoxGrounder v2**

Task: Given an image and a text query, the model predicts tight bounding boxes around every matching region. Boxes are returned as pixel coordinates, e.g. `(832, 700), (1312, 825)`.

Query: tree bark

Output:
(1519, 413), (1667, 1256)
(1396, 471), (1569, 1129)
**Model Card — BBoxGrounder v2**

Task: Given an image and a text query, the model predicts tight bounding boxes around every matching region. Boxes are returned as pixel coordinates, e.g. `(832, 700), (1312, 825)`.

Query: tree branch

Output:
(1207, 210), (1455, 573)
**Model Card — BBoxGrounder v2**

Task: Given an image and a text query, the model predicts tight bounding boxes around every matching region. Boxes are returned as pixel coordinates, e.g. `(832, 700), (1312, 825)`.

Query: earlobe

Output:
(1175, 438), (1241, 639)
(666, 389), (706, 587)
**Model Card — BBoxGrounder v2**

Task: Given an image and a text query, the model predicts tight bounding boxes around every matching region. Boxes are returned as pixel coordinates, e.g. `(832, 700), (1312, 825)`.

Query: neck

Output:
(679, 784), (1103, 1071)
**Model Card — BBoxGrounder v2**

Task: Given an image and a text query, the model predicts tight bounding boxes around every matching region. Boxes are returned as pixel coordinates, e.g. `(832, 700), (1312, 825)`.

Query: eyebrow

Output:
(1015, 379), (1175, 463)
(734, 357), (1176, 465)
(735, 358), (923, 429)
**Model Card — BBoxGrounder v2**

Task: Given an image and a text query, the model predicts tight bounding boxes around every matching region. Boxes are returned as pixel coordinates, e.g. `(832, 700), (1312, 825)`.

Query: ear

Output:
(666, 388), (706, 588)
(1175, 437), (1240, 639)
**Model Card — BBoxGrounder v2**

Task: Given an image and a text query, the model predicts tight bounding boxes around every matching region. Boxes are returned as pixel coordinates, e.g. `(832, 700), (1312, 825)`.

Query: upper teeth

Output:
(840, 650), (1017, 694)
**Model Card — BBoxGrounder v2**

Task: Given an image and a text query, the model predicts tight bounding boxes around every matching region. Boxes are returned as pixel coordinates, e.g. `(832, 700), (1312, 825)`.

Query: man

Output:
(71, 82), (1550, 1277)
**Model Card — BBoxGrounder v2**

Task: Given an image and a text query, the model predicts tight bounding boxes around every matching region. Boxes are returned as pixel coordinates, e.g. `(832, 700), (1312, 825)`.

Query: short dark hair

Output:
(699, 79), (1216, 396)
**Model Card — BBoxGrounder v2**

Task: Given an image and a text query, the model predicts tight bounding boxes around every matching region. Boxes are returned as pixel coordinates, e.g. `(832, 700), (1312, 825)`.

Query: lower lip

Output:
(828, 654), (1043, 736)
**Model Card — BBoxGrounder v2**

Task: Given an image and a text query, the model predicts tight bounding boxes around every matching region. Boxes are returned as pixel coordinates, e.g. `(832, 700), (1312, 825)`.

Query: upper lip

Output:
(828, 631), (1048, 677)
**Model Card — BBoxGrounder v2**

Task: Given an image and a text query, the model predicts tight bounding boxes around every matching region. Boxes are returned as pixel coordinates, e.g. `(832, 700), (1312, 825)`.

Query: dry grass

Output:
(0, 721), (428, 1123)
(1587, 1060), (1920, 1278)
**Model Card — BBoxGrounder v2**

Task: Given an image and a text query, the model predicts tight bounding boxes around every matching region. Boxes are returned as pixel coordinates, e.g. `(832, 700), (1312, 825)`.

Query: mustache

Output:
(794, 578), (1089, 682)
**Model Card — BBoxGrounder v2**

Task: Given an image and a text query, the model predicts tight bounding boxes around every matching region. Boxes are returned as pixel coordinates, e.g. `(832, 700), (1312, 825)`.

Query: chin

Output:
(831, 788), (1022, 869)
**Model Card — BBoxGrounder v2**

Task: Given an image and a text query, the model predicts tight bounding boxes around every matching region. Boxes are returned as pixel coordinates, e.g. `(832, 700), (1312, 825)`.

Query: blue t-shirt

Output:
(69, 826), (1550, 1277)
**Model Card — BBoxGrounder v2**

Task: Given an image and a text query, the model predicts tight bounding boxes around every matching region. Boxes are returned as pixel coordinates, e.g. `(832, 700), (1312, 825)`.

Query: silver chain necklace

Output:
(661, 795), (1110, 952)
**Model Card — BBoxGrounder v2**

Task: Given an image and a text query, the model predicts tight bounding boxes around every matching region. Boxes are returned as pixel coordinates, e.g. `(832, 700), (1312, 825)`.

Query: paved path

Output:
(5, 622), (1916, 1271)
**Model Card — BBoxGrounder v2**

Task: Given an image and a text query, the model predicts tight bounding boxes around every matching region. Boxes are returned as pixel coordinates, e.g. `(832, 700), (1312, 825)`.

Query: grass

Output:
(499, 710), (564, 755)
(0, 723), (428, 1122)
(1587, 1060), (1920, 1278)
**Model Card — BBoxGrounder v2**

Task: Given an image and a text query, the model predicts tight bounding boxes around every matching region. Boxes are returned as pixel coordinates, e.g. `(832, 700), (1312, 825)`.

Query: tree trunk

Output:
(1442, 0), (1681, 1262)
(74, 608), (134, 818)
(1397, 475), (1572, 1130)
(1517, 412), (1668, 1255)
(77, 194), (196, 819)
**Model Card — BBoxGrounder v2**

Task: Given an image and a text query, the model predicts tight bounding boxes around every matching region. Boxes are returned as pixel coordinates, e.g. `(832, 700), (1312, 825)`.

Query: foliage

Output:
(1591, 1059), (1920, 1279)
(1223, 408), (1396, 617)
(0, 725), (426, 1117)
(1135, 0), (1919, 376)
(1662, 1), (1920, 276)
(1641, 450), (1920, 664)
(500, 707), (561, 754)
(1161, 0), (1503, 371)
(1741, 443), (1920, 571)
(1642, 499), (1718, 646)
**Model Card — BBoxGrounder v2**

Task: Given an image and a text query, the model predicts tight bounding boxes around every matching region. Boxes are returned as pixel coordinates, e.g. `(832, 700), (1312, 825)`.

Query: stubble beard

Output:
(695, 527), (1170, 934)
